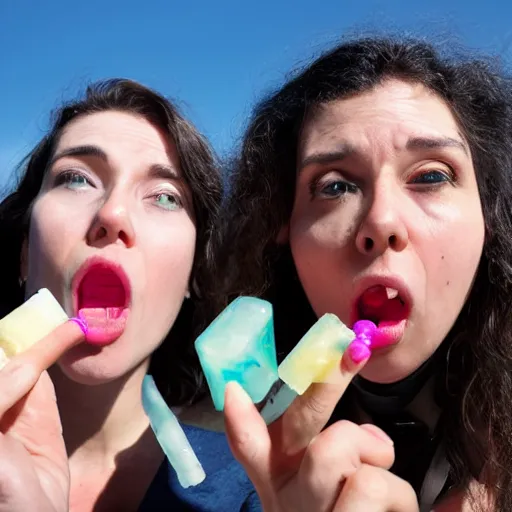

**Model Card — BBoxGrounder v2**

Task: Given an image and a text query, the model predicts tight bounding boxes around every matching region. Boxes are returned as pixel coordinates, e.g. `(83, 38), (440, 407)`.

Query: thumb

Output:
(224, 381), (272, 490)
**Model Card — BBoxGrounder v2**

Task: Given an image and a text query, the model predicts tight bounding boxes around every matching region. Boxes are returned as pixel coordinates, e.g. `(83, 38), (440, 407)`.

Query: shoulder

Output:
(140, 424), (262, 512)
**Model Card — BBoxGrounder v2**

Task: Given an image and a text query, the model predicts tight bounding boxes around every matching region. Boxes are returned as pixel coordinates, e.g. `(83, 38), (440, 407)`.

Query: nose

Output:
(355, 184), (408, 256)
(87, 191), (136, 248)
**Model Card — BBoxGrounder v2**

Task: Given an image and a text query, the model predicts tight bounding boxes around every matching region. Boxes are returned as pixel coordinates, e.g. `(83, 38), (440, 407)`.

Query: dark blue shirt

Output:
(139, 424), (262, 511)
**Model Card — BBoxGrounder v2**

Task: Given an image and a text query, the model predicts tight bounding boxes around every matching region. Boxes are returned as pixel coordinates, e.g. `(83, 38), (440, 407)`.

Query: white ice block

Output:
(0, 288), (68, 359)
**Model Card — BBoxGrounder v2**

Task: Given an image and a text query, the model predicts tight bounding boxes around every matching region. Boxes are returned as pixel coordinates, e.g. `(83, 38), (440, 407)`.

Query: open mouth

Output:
(73, 257), (131, 346)
(353, 284), (410, 349)
(356, 285), (409, 327)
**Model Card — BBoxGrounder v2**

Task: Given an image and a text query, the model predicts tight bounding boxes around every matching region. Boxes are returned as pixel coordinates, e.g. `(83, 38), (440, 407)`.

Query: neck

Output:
(50, 361), (151, 462)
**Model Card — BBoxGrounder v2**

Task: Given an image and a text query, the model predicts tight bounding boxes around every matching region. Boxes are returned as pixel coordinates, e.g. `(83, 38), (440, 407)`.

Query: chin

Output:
(56, 365), (119, 386)
(56, 346), (146, 386)
(358, 344), (429, 384)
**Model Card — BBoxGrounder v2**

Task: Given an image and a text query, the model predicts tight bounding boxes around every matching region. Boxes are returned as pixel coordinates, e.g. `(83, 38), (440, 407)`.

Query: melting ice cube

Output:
(195, 297), (278, 410)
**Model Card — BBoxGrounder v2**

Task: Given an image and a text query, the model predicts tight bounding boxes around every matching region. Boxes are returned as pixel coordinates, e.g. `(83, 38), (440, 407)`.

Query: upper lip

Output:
(71, 256), (132, 314)
(350, 274), (413, 327)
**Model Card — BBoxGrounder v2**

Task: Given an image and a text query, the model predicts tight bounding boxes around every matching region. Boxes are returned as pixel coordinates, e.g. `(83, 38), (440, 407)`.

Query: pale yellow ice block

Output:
(278, 314), (355, 394)
(0, 288), (68, 361)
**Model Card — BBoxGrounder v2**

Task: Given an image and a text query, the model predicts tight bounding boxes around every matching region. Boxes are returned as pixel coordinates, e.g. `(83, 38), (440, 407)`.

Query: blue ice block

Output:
(142, 375), (205, 488)
(195, 297), (278, 410)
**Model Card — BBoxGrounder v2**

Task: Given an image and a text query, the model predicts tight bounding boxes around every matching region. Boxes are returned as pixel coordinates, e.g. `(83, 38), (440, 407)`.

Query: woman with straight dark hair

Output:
(0, 78), (260, 511)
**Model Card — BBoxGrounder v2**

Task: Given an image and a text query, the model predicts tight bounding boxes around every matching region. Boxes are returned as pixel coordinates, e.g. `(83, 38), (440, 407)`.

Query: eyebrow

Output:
(50, 145), (108, 165)
(299, 136), (469, 172)
(147, 163), (181, 181)
(299, 143), (356, 172)
(50, 145), (181, 180)
(405, 136), (468, 155)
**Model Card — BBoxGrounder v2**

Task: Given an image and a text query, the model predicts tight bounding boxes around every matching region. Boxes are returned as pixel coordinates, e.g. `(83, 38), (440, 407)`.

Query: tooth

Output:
(386, 287), (399, 300)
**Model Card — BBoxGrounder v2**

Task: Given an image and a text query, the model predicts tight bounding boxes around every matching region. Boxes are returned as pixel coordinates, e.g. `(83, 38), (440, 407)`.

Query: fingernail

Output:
(225, 381), (253, 408)
(361, 424), (394, 445)
(70, 316), (88, 336)
(348, 340), (371, 364)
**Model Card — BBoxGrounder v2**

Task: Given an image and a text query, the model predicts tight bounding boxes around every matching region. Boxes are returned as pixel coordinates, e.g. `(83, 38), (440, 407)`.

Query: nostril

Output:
(364, 237), (374, 251)
(118, 230), (131, 247)
(389, 234), (397, 246)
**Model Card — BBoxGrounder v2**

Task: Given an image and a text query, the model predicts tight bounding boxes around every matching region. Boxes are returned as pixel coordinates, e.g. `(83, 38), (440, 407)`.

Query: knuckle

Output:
(302, 436), (333, 468)
(232, 428), (267, 466)
(22, 363), (39, 385)
(346, 465), (390, 500)
(330, 419), (360, 436)
(305, 393), (330, 416)
(303, 428), (362, 475)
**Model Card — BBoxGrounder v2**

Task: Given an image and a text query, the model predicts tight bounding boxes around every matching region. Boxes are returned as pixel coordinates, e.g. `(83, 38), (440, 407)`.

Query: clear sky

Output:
(1, 0), (511, 190)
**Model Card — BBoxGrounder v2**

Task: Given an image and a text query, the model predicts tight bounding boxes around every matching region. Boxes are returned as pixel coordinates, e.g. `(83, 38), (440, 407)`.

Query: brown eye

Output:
(311, 178), (358, 199)
(410, 170), (452, 185)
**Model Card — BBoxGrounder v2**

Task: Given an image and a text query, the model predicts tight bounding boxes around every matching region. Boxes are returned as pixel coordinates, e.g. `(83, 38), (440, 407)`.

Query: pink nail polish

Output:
(70, 316), (88, 336)
(348, 340), (371, 364)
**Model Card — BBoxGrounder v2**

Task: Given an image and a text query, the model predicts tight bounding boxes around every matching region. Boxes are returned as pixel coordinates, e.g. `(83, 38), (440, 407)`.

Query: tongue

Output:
(78, 308), (128, 345)
(360, 285), (388, 308)
(359, 285), (405, 324)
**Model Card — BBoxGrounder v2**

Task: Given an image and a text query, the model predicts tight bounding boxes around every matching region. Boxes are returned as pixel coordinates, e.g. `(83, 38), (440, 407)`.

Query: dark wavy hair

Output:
(219, 37), (512, 508)
(0, 78), (221, 406)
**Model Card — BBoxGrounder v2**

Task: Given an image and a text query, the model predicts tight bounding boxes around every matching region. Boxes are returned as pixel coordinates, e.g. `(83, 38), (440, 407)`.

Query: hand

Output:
(224, 348), (419, 512)
(0, 321), (84, 512)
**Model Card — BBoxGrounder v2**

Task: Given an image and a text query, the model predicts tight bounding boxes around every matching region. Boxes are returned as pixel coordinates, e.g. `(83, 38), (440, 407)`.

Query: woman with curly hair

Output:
(220, 37), (512, 510)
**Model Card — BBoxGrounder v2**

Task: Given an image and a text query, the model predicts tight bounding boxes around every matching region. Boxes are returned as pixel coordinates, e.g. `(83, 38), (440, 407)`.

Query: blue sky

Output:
(1, 0), (511, 190)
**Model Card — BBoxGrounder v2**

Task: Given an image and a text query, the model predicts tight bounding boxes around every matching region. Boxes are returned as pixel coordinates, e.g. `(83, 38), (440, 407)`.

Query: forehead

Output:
(56, 110), (178, 164)
(299, 80), (464, 154)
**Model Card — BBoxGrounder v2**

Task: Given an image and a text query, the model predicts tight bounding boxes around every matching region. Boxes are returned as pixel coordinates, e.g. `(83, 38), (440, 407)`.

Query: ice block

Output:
(196, 296), (376, 425)
(142, 375), (205, 488)
(278, 314), (356, 394)
(195, 297), (278, 411)
(0, 288), (68, 365)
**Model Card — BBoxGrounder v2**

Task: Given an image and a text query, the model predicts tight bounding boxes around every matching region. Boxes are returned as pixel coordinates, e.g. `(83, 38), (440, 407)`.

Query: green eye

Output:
(56, 171), (91, 189)
(155, 192), (182, 211)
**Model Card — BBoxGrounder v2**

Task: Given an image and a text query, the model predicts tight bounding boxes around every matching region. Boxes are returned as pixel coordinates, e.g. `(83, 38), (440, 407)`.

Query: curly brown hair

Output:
(0, 78), (221, 406)
(218, 37), (512, 509)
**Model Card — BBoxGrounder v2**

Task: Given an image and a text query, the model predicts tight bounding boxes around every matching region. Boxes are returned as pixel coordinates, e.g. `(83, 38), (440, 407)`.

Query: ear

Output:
(20, 238), (28, 282)
(276, 223), (290, 245)
(189, 277), (201, 299)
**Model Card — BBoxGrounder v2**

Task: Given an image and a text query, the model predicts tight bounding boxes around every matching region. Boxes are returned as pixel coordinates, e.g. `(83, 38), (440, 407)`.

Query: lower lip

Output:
(370, 319), (407, 349)
(78, 308), (129, 347)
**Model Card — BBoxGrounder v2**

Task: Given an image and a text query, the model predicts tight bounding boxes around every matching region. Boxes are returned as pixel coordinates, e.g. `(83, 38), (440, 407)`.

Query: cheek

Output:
(142, 221), (197, 299)
(290, 206), (356, 271)
(27, 197), (89, 290)
(419, 203), (484, 306)
(289, 208), (358, 318)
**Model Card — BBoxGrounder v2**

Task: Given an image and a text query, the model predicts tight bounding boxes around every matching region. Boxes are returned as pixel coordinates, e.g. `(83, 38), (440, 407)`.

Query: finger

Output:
(0, 320), (84, 416)
(335, 464), (419, 512)
(270, 341), (371, 455)
(1, 372), (70, 511)
(224, 381), (273, 493)
(297, 421), (395, 511)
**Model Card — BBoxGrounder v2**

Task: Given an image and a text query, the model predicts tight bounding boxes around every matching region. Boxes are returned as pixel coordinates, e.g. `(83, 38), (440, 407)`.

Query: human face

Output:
(24, 111), (196, 384)
(290, 80), (484, 383)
